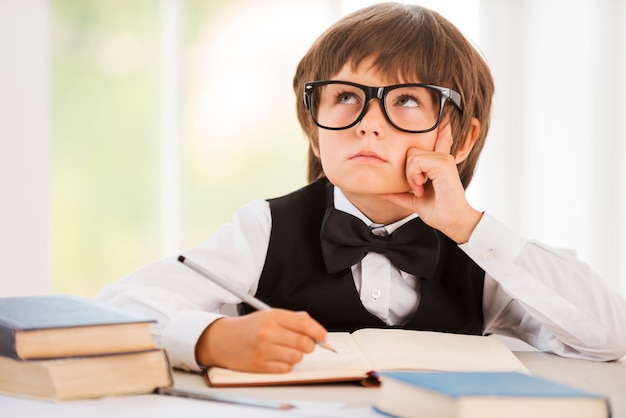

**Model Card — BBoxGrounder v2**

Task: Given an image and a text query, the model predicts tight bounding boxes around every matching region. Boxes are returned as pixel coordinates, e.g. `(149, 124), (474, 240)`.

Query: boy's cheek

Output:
(388, 178), (413, 194)
(375, 169), (414, 194)
(371, 166), (413, 193)
(407, 135), (439, 153)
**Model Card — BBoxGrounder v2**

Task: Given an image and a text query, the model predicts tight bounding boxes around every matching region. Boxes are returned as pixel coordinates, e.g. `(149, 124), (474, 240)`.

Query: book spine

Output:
(0, 324), (19, 359)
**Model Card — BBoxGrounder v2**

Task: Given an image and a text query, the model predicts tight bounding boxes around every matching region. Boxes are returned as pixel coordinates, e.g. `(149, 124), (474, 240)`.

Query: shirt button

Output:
(482, 249), (495, 260)
(371, 288), (382, 300)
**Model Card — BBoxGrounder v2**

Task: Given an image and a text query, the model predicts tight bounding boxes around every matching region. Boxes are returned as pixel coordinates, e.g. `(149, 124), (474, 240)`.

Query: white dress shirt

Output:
(95, 187), (626, 371)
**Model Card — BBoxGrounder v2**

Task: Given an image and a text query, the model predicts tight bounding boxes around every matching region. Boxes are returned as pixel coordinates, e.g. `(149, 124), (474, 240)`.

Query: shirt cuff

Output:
(459, 212), (526, 272)
(160, 308), (223, 372)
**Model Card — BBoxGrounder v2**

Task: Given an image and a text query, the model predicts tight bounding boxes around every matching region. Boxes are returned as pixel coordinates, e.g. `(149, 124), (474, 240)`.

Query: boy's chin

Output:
(331, 177), (412, 195)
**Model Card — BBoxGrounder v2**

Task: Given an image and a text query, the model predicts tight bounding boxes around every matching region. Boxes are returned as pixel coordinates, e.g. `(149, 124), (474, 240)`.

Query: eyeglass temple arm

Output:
(447, 89), (463, 112)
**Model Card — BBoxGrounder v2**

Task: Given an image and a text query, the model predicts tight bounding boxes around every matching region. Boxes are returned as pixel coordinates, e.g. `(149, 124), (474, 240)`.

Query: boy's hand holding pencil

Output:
(179, 255), (333, 373)
(195, 308), (328, 373)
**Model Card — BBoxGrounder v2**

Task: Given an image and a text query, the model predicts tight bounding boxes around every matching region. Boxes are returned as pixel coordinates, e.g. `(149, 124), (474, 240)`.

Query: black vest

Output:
(240, 178), (485, 335)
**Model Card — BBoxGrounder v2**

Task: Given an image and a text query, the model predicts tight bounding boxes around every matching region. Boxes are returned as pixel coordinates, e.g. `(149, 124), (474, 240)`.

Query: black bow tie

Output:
(320, 208), (440, 277)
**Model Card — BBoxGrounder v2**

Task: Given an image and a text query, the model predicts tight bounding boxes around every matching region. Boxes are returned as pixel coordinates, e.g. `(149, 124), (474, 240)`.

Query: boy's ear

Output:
(310, 139), (320, 158)
(454, 117), (480, 164)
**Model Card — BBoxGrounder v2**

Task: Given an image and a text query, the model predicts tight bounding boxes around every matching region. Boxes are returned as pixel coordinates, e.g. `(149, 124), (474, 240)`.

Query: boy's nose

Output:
(358, 99), (387, 137)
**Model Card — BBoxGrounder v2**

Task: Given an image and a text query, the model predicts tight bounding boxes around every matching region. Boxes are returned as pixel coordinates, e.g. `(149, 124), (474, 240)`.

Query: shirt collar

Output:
(333, 186), (418, 234)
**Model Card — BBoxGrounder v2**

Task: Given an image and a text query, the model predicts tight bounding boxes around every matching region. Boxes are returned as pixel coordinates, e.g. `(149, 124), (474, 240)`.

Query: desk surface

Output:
(2, 350), (626, 418)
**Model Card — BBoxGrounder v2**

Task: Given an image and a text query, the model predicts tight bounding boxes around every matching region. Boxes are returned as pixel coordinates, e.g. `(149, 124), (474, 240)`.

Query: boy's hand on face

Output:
(380, 118), (482, 244)
(194, 309), (328, 373)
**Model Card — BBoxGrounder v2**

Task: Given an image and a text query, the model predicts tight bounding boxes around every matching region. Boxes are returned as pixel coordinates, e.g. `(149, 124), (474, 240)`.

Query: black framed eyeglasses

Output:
(303, 80), (463, 134)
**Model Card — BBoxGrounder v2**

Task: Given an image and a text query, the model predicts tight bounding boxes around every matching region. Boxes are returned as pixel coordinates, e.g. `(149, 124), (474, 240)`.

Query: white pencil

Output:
(178, 255), (336, 353)
(157, 386), (294, 410)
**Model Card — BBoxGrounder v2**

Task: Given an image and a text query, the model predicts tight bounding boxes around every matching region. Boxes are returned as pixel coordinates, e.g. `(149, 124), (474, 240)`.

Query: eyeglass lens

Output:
(311, 83), (441, 132)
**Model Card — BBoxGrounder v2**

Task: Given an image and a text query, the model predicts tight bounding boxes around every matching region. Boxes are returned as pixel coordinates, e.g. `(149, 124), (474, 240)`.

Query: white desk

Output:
(2, 350), (626, 418)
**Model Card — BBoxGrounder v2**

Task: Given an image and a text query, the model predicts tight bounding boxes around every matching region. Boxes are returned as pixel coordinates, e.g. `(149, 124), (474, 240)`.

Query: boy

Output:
(96, 2), (626, 373)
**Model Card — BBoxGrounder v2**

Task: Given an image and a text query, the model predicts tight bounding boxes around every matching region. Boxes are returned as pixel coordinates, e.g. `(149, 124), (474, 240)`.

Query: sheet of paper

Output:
(352, 329), (529, 373)
(290, 332), (373, 373)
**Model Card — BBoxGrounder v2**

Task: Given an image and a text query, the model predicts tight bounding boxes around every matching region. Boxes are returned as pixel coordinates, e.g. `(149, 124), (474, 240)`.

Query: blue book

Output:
(375, 371), (610, 418)
(0, 295), (155, 360)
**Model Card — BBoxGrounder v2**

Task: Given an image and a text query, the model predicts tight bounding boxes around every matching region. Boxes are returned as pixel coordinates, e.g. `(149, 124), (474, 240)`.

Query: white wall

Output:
(476, 0), (626, 295)
(0, 0), (51, 296)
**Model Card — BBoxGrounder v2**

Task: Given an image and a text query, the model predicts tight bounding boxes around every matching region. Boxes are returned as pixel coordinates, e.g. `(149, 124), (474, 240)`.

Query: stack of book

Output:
(0, 295), (173, 401)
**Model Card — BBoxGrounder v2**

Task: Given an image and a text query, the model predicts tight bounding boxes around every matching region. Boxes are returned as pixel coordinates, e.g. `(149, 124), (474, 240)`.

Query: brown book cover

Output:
(0, 349), (173, 401)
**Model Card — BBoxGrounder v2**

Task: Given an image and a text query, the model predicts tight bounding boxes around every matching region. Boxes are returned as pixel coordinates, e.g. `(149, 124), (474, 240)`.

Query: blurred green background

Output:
(50, 0), (313, 296)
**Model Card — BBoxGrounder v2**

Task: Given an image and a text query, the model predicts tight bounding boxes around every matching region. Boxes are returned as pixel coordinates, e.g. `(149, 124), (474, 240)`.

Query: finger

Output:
(433, 116), (453, 154)
(404, 149), (430, 194)
(408, 169), (428, 190)
(250, 310), (320, 353)
(271, 325), (318, 354)
(257, 343), (306, 369)
(247, 343), (305, 373)
(272, 310), (328, 349)
(255, 360), (294, 374)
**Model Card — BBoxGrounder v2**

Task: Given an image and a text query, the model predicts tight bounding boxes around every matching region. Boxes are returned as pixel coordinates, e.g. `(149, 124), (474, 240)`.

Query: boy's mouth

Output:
(350, 150), (386, 163)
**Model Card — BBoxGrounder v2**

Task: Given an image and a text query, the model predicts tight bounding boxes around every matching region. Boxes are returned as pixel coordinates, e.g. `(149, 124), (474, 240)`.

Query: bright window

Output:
(50, 0), (479, 296)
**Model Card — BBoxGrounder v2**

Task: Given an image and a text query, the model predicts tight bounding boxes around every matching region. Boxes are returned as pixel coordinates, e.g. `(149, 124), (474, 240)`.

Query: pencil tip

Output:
(319, 341), (337, 353)
(177, 255), (186, 263)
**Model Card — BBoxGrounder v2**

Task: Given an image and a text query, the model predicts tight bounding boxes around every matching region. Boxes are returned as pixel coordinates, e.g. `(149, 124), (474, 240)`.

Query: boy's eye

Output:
(395, 95), (418, 107)
(337, 92), (359, 104)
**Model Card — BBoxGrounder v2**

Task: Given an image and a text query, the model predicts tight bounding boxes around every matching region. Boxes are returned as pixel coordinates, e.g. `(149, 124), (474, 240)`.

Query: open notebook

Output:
(204, 329), (529, 387)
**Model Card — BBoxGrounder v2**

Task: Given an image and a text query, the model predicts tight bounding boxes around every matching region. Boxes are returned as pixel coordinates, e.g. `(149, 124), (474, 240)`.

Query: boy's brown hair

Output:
(293, 2), (494, 188)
